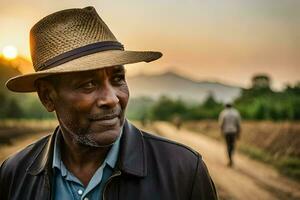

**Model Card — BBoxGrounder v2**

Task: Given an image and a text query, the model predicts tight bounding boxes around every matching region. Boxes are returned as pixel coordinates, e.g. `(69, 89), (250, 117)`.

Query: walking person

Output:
(219, 103), (241, 167)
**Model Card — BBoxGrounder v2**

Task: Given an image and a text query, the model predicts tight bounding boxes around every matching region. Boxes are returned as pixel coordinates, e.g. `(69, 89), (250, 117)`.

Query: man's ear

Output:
(35, 79), (57, 112)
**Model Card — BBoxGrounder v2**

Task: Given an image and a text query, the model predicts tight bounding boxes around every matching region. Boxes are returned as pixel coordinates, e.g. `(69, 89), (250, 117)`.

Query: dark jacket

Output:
(0, 120), (218, 200)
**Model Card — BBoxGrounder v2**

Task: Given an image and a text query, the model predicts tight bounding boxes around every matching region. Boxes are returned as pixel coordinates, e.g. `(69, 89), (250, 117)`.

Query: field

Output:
(183, 120), (300, 180)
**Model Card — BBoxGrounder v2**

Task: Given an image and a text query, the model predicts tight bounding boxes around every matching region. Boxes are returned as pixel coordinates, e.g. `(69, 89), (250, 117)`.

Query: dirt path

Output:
(153, 122), (300, 200)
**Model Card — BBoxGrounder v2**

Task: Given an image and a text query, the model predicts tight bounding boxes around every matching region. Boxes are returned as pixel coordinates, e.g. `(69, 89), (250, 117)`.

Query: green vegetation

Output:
(1, 57), (299, 121)
(128, 74), (300, 122)
(235, 75), (300, 121)
(0, 90), (55, 119)
(126, 97), (155, 120)
(127, 94), (223, 121)
(239, 144), (300, 181)
(0, 57), (55, 119)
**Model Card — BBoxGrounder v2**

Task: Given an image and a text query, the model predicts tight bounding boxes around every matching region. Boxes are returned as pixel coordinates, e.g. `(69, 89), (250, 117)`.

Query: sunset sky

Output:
(0, 0), (299, 89)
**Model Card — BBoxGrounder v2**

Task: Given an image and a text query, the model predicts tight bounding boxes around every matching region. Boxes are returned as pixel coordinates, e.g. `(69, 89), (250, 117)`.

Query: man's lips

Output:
(88, 113), (120, 127)
(89, 114), (119, 121)
(88, 107), (122, 126)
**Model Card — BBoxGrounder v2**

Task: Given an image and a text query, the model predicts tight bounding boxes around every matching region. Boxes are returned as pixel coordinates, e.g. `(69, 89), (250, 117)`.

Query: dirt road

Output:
(153, 122), (300, 200)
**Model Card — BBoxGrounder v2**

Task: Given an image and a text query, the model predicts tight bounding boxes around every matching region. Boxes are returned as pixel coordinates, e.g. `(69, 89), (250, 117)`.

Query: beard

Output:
(69, 130), (113, 147)
(57, 106), (125, 148)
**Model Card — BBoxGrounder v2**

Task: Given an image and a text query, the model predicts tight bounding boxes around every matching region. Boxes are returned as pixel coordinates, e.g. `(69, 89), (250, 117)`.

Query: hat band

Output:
(38, 41), (124, 71)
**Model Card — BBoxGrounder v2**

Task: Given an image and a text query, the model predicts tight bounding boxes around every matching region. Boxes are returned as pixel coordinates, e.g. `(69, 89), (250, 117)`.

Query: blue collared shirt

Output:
(52, 129), (122, 200)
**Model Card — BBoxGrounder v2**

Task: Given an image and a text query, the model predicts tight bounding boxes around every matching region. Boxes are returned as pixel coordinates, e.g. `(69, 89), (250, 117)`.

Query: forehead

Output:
(58, 65), (125, 80)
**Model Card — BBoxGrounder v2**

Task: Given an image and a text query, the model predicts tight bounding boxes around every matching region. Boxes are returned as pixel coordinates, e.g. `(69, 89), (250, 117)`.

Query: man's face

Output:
(48, 65), (129, 147)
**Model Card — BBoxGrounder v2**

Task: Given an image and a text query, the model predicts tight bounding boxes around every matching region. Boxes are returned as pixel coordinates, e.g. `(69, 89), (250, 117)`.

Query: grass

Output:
(238, 144), (273, 163)
(238, 144), (300, 182)
(276, 157), (300, 181)
(183, 120), (300, 182)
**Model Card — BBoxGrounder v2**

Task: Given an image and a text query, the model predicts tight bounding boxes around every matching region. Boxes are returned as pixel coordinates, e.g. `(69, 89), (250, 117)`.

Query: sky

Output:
(0, 0), (299, 89)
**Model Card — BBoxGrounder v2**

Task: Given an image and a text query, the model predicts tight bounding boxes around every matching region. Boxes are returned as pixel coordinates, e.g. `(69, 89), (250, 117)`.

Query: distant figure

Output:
(218, 103), (241, 167)
(173, 115), (182, 130)
(140, 112), (147, 127)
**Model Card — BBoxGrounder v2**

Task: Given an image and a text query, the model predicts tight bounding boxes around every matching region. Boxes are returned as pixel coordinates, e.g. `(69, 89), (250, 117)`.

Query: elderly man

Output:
(0, 7), (217, 200)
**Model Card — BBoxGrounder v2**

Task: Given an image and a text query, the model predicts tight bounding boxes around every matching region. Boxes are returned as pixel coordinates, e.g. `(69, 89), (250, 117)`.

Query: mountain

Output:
(0, 56), (241, 103)
(127, 72), (241, 103)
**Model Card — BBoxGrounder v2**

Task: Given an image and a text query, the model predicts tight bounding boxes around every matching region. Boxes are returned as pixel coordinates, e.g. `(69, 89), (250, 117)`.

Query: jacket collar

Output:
(27, 127), (58, 175)
(27, 120), (147, 178)
(117, 120), (147, 177)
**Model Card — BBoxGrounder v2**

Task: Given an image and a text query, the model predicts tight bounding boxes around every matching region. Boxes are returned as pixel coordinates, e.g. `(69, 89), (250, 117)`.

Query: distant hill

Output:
(127, 72), (241, 103)
(0, 57), (241, 103)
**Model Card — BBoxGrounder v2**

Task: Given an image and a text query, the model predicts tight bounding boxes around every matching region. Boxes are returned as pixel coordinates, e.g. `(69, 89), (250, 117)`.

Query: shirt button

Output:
(77, 189), (83, 195)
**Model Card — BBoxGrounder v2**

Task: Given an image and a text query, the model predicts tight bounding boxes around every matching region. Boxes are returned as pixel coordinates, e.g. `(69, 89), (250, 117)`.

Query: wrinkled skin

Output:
(35, 65), (129, 185)
(36, 65), (129, 147)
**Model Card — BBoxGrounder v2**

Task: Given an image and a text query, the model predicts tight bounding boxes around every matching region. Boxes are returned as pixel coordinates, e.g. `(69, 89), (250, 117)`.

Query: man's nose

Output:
(96, 81), (119, 108)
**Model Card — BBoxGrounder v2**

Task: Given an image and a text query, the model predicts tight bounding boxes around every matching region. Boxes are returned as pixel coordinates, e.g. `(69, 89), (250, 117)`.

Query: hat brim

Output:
(6, 50), (162, 92)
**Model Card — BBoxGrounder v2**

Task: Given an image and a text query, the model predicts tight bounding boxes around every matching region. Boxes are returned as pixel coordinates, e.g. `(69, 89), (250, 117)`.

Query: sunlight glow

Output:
(2, 45), (18, 59)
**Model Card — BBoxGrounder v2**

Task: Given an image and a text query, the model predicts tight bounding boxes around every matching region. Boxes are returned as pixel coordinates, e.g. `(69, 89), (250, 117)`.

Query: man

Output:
(219, 103), (241, 167)
(0, 7), (218, 200)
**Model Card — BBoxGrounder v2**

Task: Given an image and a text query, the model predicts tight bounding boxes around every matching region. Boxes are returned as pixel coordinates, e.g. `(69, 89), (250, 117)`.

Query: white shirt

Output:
(218, 107), (241, 134)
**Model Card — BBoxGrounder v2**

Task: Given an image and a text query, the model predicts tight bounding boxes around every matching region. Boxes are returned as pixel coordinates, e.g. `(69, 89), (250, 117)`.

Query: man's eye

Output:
(80, 81), (96, 89)
(112, 75), (125, 83)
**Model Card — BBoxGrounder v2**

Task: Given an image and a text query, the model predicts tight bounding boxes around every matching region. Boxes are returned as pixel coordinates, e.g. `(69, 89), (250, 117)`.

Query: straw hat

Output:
(6, 6), (162, 92)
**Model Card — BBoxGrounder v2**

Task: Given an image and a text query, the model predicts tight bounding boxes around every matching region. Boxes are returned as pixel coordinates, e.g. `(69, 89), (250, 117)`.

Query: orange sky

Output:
(0, 0), (299, 89)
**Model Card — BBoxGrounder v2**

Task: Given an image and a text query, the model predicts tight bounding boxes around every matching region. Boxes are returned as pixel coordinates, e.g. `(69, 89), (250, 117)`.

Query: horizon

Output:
(0, 0), (299, 90)
(1, 55), (295, 91)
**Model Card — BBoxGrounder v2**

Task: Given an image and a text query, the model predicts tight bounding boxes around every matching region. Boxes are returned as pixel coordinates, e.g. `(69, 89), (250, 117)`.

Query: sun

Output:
(2, 45), (18, 59)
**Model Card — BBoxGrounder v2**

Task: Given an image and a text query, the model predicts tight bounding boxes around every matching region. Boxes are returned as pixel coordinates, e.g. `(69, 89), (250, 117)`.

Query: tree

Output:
(0, 91), (7, 118)
(252, 74), (271, 90)
(202, 93), (219, 108)
(151, 96), (187, 121)
(5, 99), (24, 119)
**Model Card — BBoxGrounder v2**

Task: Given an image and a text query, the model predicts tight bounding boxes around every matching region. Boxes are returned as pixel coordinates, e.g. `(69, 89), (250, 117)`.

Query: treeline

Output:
(1, 78), (299, 120)
(126, 95), (223, 121)
(127, 75), (300, 121)
(0, 57), (54, 119)
(235, 75), (300, 120)
(235, 87), (300, 121)
(0, 92), (55, 119)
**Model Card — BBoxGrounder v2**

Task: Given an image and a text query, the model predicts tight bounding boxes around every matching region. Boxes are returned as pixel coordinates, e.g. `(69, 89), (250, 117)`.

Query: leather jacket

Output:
(0, 120), (218, 200)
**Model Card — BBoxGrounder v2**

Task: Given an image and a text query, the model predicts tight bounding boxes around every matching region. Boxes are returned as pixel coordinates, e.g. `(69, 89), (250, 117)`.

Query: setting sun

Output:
(2, 45), (18, 59)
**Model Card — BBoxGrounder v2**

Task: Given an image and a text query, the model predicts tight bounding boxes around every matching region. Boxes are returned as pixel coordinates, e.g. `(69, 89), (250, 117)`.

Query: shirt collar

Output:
(27, 120), (147, 178)
(105, 128), (122, 168)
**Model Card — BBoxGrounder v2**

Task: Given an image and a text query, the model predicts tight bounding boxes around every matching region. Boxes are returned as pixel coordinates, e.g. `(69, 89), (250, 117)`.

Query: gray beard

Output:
(69, 131), (114, 148)
(58, 117), (124, 148)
